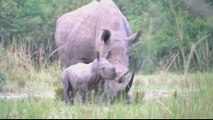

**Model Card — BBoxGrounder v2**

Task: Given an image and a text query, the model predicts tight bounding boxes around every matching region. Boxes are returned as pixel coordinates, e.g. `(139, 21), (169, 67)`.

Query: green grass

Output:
(0, 45), (212, 118)
(0, 72), (212, 119)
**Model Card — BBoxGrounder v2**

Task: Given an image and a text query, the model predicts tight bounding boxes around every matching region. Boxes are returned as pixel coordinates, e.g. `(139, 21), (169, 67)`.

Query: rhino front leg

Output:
(94, 80), (104, 104)
(94, 90), (103, 104)
(79, 84), (87, 104)
(125, 93), (131, 104)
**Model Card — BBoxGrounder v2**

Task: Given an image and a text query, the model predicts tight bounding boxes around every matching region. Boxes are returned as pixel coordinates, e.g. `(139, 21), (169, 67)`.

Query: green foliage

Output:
(0, 0), (212, 73)
(54, 86), (64, 101)
(0, 1), (212, 118)
(0, 45), (62, 93)
(124, 0), (213, 74)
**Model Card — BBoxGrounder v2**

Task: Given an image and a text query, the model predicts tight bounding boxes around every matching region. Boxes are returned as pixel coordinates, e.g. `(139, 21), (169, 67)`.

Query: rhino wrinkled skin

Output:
(103, 70), (135, 104)
(61, 52), (117, 104)
(55, 0), (142, 82)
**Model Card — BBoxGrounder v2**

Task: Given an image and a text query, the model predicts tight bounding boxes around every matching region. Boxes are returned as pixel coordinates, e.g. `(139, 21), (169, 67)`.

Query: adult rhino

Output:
(55, 0), (142, 83)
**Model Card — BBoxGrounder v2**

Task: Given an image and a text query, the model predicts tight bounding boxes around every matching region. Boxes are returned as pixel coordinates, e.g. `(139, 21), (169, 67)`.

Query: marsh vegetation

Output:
(0, 0), (212, 118)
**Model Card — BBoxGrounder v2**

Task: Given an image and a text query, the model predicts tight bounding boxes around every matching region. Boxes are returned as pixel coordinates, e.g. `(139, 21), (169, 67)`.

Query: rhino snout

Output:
(111, 68), (116, 75)
(114, 64), (129, 81)
(115, 70), (129, 82)
(108, 68), (117, 80)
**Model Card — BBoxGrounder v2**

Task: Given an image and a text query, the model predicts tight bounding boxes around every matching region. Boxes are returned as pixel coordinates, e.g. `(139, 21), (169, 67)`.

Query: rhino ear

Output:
(101, 29), (111, 44)
(96, 51), (100, 61)
(126, 30), (142, 46)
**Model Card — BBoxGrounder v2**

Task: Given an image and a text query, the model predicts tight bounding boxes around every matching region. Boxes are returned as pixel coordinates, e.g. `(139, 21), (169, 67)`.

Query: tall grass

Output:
(165, 0), (213, 74)
(0, 44), (63, 93)
(0, 27), (212, 118)
(0, 72), (212, 118)
(0, 46), (212, 118)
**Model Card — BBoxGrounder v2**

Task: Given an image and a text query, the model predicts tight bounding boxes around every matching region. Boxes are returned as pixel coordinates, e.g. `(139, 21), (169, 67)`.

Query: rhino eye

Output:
(102, 67), (105, 70)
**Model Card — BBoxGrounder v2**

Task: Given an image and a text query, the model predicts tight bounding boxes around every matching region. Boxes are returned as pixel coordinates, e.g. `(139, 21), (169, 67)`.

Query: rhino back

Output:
(95, 0), (132, 38)
(94, 0), (132, 53)
(55, 1), (99, 66)
(65, 62), (94, 89)
(55, 0), (132, 66)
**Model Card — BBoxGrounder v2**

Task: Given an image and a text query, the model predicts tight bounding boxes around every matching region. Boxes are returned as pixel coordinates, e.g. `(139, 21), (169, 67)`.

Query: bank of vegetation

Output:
(0, 0), (212, 118)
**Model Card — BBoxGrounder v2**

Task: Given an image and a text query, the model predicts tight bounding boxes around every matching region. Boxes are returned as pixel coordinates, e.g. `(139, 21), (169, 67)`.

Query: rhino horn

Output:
(124, 70), (135, 93)
(113, 71), (135, 93)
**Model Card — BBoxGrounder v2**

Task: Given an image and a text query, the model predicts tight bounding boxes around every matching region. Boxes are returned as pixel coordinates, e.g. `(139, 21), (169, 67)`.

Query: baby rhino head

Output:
(96, 51), (117, 80)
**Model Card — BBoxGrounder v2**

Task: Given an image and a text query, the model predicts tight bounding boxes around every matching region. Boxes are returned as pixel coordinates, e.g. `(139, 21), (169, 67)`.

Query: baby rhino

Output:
(61, 51), (116, 104)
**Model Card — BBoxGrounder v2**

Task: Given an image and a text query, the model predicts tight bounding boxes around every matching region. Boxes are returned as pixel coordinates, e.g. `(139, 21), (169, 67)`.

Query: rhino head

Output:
(103, 71), (135, 104)
(95, 51), (117, 80)
(99, 29), (142, 82)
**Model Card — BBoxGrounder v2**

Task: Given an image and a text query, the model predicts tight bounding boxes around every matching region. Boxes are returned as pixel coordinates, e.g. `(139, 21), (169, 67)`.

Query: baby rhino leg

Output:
(94, 80), (104, 104)
(62, 74), (72, 105)
(79, 84), (87, 104)
(70, 89), (76, 104)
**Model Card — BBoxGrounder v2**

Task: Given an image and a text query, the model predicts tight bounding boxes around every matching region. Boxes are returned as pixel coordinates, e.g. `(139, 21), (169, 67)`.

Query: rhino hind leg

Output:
(70, 88), (76, 105)
(62, 75), (73, 105)
(63, 82), (72, 105)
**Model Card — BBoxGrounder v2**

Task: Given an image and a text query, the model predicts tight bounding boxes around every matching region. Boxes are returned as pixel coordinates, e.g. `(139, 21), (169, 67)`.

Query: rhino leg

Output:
(79, 84), (87, 104)
(62, 78), (72, 105)
(62, 72), (75, 105)
(94, 80), (105, 104)
(123, 93), (131, 104)
(70, 89), (76, 105)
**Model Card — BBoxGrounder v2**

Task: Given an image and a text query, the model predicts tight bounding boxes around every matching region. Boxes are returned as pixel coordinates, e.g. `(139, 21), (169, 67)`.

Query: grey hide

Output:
(61, 52), (117, 104)
(55, 0), (142, 82)
(103, 71), (135, 104)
